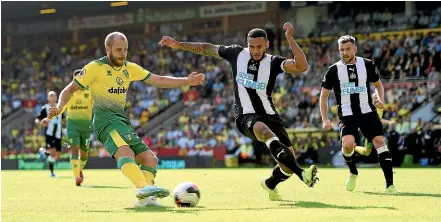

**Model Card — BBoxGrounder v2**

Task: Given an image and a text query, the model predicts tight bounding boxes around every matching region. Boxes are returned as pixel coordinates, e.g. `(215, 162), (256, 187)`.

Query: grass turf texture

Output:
(2, 168), (440, 222)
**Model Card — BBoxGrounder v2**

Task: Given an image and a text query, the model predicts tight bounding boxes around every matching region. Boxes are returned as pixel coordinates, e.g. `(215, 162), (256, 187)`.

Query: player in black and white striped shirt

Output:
(160, 22), (319, 200)
(35, 91), (64, 177)
(320, 35), (397, 193)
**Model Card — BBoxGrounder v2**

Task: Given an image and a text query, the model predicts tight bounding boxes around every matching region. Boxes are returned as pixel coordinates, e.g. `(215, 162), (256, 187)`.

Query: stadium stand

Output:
(1, 1), (440, 168)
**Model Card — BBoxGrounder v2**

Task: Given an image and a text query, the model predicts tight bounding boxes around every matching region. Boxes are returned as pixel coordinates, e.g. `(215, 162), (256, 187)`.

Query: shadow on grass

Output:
(122, 199), (397, 213)
(124, 205), (300, 213)
(54, 176), (71, 179)
(363, 191), (441, 198)
(281, 201), (397, 210)
(81, 185), (131, 189)
(124, 206), (205, 214)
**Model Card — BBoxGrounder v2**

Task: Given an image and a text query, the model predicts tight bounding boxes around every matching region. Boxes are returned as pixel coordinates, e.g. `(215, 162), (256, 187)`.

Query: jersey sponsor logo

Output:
(69, 105), (90, 110)
(108, 87), (128, 94)
(236, 72), (266, 90)
(341, 82), (366, 95)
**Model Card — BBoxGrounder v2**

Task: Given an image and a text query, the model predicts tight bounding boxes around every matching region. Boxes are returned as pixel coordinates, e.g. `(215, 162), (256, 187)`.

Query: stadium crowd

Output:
(310, 7), (441, 37)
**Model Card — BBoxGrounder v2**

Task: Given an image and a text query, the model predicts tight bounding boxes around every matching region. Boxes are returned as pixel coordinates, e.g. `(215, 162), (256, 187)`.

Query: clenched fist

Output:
(158, 36), (179, 49)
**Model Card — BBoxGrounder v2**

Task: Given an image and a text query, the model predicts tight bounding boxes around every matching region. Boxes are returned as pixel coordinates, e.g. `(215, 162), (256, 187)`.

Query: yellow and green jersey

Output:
(376, 108), (384, 119)
(63, 89), (93, 131)
(73, 56), (151, 137)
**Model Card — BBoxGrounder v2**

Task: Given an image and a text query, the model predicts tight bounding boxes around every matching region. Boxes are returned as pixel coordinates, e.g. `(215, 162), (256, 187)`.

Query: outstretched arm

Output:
(145, 72), (205, 88)
(159, 36), (221, 58)
(282, 22), (308, 74)
(178, 42), (221, 58)
(47, 81), (80, 118)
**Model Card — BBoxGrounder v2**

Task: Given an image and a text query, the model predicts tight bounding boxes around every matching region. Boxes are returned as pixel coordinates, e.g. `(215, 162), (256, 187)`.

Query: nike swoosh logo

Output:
(385, 158), (392, 161)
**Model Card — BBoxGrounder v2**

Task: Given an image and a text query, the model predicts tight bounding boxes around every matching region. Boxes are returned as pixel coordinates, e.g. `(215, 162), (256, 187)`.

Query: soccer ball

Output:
(173, 182), (200, 207)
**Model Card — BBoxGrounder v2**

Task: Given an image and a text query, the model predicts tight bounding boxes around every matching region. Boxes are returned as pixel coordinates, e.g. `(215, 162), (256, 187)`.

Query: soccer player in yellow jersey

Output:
(61, 70), (93, 186)
(355, 90), (393, 156)
(48, 32), (205, 207)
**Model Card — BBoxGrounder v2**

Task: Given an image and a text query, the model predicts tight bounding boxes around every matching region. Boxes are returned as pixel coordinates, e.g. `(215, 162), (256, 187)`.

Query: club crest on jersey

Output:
(107, 70), (112, 76)
(84, 93), (89, 98)
(349, 73), (357, 79)
(122, 70), (129, 78)
(248, 63), (257, 71)
(116, 77), (124, 86)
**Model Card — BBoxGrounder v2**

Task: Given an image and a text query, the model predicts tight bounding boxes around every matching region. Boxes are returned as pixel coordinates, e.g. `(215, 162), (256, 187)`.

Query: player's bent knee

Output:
(253, 122), (275, 142)
(372, 136), (385, 148)
(135, 150), (158, 166)
(342, 136), (355, 149)
(80, 150), (88, 159)
(114, 145), (135, 159)
(70, 146), (80, 153)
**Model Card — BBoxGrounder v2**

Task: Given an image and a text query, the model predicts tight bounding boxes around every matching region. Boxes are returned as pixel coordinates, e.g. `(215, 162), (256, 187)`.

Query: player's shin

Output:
(140, 165), (156, 185)
(342, 147), (358, 175)
(354, 145), (367, 156)
(265, 137), (304, 180)
(80, 156), (88, 170)
(265, 165), (292, 189)
(47, 153), (56, 175)
(70, 154), (81, 178)
(118, 157), (149, 188)
(376, 145), (394, 188)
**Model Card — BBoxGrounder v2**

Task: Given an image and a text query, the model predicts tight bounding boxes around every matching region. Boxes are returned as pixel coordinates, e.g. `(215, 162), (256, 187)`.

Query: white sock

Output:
(48, 156), (56, 163)
(265, 137), (279, 148)
(376, 145), (389, 154)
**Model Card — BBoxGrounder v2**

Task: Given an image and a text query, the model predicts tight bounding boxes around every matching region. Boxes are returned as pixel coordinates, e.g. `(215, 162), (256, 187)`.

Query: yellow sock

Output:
(70, 159), (81, 178)
(140, 165), (157, 185)
(119, 158), (148, 189)
(355, 146), (366, 156)
(80, 158), (88, 170)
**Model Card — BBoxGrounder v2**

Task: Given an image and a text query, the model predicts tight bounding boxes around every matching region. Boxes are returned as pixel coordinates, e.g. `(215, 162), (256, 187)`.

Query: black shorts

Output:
(235, 114), (292, 147)
(339, 112), (384, 141)
(46, 136), (62, 152)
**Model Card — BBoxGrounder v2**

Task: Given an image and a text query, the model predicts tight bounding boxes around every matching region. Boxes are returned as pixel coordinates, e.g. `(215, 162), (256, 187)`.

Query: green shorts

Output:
(98, 120), (149, 158)
(67, 129), (92, 151)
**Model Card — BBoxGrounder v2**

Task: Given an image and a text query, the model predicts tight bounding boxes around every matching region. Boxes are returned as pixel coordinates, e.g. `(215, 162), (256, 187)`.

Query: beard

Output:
(249, 50), (266, 61)
(342, 54), (355, 63)
(109, 53), (125, 67)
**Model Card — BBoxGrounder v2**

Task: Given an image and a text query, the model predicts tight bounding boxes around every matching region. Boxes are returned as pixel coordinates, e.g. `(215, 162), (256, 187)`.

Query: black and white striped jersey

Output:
(218, 45), (287, 116)
(321, 57), (380, 118)
(37, 104), (63, 139)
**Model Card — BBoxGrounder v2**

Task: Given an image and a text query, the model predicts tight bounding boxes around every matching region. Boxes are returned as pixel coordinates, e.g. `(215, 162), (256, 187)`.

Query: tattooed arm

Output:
(159, 36), (222, 59)
(177, 42), (221, 58)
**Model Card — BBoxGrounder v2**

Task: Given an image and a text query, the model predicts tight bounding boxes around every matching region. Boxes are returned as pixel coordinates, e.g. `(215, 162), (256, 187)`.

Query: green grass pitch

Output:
(2, 168), (441, 222)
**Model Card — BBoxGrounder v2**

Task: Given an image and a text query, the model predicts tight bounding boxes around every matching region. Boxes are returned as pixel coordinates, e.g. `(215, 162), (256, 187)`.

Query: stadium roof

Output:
(1, 1), (209, 22)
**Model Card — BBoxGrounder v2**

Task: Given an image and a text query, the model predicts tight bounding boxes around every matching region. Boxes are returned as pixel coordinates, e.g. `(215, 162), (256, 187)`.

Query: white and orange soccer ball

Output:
(173, 182), (200, 207)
